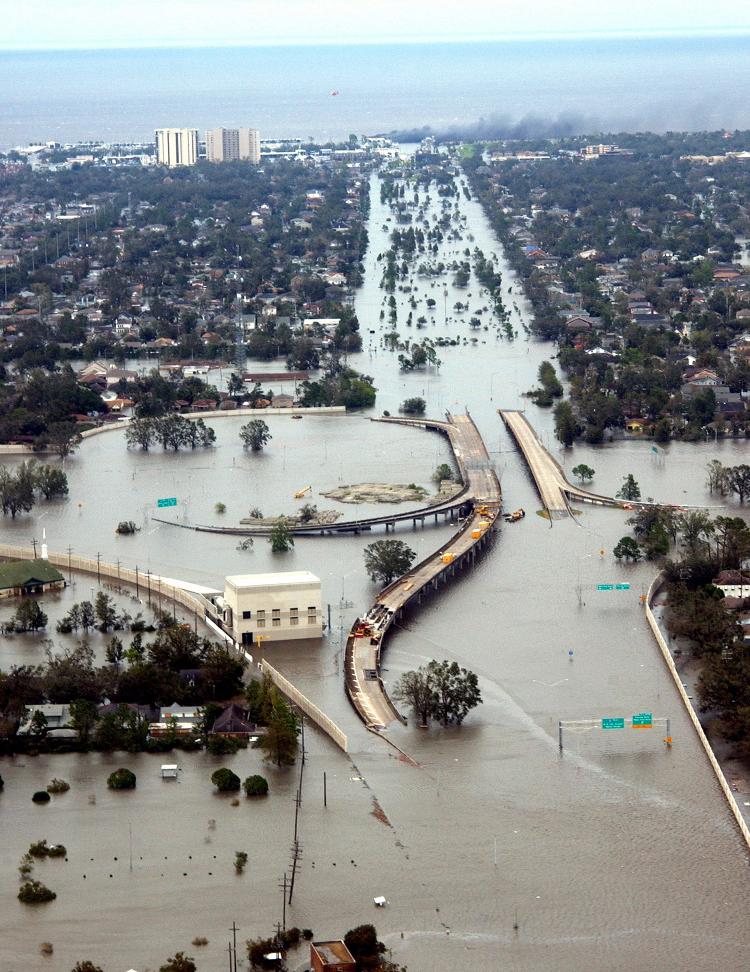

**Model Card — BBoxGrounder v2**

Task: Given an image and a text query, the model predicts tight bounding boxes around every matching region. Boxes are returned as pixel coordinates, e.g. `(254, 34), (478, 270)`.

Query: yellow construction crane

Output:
(294, 485), (312, 499)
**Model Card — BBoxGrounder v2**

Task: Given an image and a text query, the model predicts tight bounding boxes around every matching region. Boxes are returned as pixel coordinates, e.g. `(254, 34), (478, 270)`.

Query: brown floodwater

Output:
(2, 168), (750, 972)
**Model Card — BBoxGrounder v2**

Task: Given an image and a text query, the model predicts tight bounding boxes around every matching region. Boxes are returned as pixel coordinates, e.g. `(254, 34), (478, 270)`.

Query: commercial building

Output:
(205, 127), (260, 164)
(205, 570), (323, 646)
(154, 128), (199, 167)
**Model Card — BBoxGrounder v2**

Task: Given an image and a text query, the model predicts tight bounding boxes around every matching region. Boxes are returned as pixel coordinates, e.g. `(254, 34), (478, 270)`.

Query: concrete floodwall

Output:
(0, 406), (347, 455)
(0, 543), (350, 753)
(260, 659), (348, 753)
(645, 572), (750, 851)
(0, 542), (206, 620)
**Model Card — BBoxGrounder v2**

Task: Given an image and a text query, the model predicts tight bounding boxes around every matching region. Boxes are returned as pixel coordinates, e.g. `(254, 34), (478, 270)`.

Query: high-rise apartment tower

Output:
(154, 128), (199, 167)
(205, 127), (261, 164)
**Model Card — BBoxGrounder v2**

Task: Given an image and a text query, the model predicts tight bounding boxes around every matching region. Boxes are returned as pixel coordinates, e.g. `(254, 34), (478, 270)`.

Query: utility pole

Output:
(278, 873), (287, 931)
(288, 839), (302, 905)
(229, 921), (239, 972)
(31, 538), (38, 558)
(323, 771), (327, 808)
(146, 570), (151, 607)
(96, 552), (101, 585)
(67, 545), (73, 582)
(135, 565), (139, 598)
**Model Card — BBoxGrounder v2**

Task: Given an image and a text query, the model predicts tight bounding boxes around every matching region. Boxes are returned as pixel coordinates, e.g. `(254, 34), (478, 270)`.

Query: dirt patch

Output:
(370, 796), (392, 827)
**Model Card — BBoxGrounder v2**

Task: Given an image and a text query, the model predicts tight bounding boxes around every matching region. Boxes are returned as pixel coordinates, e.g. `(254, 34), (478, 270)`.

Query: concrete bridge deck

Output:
(499, 409), (632, 518)
(345, 412), (502, 730)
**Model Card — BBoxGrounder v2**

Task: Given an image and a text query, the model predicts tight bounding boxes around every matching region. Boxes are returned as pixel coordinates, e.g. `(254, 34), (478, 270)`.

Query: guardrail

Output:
(260, 659), (348, 753)
(645, 572), (750, 851)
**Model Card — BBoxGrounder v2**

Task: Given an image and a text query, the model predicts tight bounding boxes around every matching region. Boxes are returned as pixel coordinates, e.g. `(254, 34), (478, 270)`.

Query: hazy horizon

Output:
(4, 0), (750, 52)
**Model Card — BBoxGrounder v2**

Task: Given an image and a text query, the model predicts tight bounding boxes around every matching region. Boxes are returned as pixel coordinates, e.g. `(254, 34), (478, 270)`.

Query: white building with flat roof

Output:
(209, 570), (322, 646)
(155, 128), (199, 167)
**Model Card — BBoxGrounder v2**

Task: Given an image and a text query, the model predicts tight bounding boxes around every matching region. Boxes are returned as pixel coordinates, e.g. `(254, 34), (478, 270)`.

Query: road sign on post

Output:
(596, 584), (614, 591)
(157, 497), (177, 508)
(632, 712), (653, 728)
(602, 718), (625, 729)
(614, 583), (630, 590)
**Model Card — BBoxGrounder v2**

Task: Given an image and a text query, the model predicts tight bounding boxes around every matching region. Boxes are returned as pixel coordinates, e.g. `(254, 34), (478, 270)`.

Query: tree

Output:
(677, 510), (714, 558)
(240, 419), (272, 452)
(255, 692), (299, 767)
(95, 592), (118, 631)
(400, 396), (426, 415)
(553, 400), (577, 447)
(344, 924), (385, 968)
(35, 465), (69, 500)
(29, 709), (48, 737)
(393, 669), (433, 726)
(571, 464), (595, 483)
(159, 953), (196, 972)
(79, 600), (95, 633)
(616, 474), (641, 501)
(613, 536), (642, 562)
(69, 699), (99, 745)
(298, 503), (318, 523)
(72, 963), (104, 972)
(426, 659), (482, 726)
(107, 768), (136, 789)
(11, 600), (48, 632)
(364, 539), (416, 585)
(269, 520), (294, 553)
(706, 460), (730, 496)
(729, 464), (750, 504)
(125, 417), (154, 450)
(211, 767), (241, 792)
(0, 465), (35, 518)
(433, 463), (454, 483)
(47, 422), (82, 459)
(228, 372), (245, 398)
(106, 636), (125, 670)
(243, 774), (269, 797)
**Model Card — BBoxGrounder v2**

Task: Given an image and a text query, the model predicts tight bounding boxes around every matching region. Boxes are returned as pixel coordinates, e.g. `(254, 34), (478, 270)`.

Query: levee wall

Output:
(0, 543), (349, 754)
(645, 572), (750, 851)
(260, 659), (348, 753)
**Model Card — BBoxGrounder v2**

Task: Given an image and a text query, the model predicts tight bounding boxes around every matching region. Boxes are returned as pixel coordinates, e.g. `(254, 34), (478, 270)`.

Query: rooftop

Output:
(0, 558), (65, 590)
(225, 570), (320, 590)
(311, 940), (356, 964)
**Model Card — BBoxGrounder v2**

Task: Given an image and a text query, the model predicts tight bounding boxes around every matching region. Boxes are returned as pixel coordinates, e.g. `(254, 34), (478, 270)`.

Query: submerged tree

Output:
(240, 419), (272, 452)
(363, 539), (416, 585)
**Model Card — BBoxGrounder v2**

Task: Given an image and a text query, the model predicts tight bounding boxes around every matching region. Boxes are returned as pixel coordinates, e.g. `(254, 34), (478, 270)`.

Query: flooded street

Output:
(3, 165), (750, 971)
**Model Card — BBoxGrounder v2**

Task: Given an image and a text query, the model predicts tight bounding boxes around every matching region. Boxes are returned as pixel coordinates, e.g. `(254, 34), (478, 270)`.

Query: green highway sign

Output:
(596, 584), (614, 591)
(157, 497), (177, 508)
(602, 718), (625, 730)
(614, 583), (630, 590)
(632, 712), (653, 728)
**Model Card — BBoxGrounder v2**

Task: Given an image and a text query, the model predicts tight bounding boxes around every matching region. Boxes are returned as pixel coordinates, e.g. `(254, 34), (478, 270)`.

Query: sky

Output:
(4, 0), (750, 50)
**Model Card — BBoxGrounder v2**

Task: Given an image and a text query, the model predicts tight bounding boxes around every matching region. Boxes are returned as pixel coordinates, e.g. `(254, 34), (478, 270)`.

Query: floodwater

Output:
(3, 167), (750, 971)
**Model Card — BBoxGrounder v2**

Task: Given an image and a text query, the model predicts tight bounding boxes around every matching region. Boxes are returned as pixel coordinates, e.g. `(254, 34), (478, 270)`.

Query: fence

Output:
(645, 572), (750, 851)
(260, 659), (348, 753)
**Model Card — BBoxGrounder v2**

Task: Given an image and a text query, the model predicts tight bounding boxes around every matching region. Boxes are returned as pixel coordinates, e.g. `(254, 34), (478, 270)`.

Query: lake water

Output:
(3, 34), (750, 149)
(3, 166), (750, 971)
